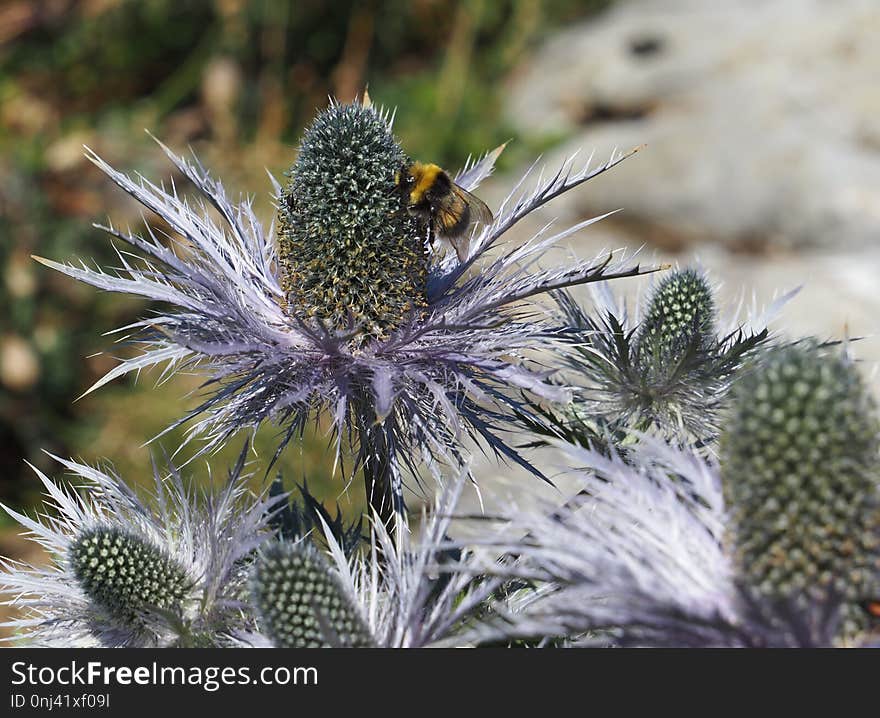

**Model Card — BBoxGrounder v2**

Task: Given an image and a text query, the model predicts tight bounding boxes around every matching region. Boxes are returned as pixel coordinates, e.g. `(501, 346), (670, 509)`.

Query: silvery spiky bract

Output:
(536, 268), (790, 445)
(343, 471), (502, 648)
(269, 477), (365, 558)
(467, 439), (869, 647)
(722, 342), (880, 639)
(252, 540), (373, 648)
(0, 447), (281, 647)
(35, 97), (653, 520)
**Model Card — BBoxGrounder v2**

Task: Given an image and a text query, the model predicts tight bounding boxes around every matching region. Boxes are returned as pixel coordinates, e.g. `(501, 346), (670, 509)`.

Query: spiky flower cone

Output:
(70, 527), (190, 626)
(252, 541), (373, 648)
(721, 343), (880, 638)
(637, 268), (716, 362)
(277, 101), (428, 341)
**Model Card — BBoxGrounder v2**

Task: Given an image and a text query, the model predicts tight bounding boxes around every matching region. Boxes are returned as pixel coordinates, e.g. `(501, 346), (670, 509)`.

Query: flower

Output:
(250, 540), (374, 648)
(525, 267), (792, 448)
(36, 96), (653, 524)
(467, 419), (879, 647)
(243, 466), (501, 648)
(0, 447), (281, 647)
(722, 341), (880, 640)
(276, 100), (426, 341)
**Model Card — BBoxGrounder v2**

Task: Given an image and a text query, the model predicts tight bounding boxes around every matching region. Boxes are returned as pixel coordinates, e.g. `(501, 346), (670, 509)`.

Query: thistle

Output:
(468, 439), (867, 647)
(0, 447), (281, 647)
(635, 268), (716, 370)
(36, 96), (654, 532)
(721, 343), (880, 640)
(531, 268), (786, 447)
(252, 541), (373, 648)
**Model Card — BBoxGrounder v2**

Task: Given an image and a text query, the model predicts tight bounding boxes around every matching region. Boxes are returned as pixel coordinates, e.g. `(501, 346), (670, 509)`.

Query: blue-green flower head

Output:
(721, 343), (880, 638)
(550, 267), (773, 443)
(638, 268), (716, 359)
(252, 540), (373, 648)
(278, 101), (426, 340)
(70, 527), (190, 626)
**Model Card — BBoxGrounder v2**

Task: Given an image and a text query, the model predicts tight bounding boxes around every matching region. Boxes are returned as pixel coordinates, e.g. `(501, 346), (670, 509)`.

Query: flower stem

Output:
(355, 392), (399, 548)
(363, 422), (396, 533)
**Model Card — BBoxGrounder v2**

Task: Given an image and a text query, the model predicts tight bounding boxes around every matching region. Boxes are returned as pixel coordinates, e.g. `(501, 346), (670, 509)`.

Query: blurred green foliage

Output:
(0, 0), (610, 519)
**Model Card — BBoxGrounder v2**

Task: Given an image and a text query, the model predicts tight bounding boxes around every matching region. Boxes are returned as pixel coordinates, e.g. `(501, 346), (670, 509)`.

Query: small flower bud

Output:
(637, 268), (716, 362)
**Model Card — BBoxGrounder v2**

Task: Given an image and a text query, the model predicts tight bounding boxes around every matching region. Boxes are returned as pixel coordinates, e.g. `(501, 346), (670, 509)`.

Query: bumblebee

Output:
(396, 162), (493, 262)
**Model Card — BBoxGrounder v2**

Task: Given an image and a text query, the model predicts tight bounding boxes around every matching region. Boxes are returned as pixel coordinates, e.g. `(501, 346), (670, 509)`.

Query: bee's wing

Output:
(453, 184), (493, 226)
(436, 201), (471, 262)
(438, 185), (493, 262)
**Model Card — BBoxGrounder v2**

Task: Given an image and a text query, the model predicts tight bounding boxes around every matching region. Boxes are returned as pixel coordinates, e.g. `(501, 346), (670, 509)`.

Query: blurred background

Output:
(1, 0), (878, 558)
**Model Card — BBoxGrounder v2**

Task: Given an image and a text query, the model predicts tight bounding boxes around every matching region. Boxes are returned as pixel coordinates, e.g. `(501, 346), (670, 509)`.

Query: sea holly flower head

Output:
(251, 540), (374, 648)
(721, 342), (880, 641)
(69, 527), (191, 629)
(0, 448), (281, 647)
(36, 95), (653, 523)
(532, 267), (790, 447)
(635, 268), (716, 371)
(277, 101), (427, 341)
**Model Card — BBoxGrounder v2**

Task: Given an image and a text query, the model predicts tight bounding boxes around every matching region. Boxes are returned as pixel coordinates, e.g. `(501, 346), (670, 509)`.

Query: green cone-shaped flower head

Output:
(637, 268), (716, 359)
(721, 343), (880, 635)
(252, 541), (373, 648)
(70, 527), (190, 625)
(277, 100), (427, 341)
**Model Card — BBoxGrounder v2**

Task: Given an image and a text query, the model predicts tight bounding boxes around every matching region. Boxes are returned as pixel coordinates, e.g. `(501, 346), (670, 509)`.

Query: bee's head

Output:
(391, 165), (409, 202)
(396, 162), (443, 209)
(392, 163), (418, 208)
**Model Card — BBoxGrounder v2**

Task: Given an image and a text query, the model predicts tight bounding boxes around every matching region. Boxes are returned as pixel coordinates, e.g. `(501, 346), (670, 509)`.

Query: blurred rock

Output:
(1, 335), (40, 391)
(45, 132), (93, 172)
(202, 56), (242, 143)
(5, 251), (36, 299)
(505, 0), (880, 252)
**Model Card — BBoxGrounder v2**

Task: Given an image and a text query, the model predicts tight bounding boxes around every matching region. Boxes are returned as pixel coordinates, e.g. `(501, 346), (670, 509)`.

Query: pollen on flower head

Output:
(721, 343), (880, 639)
(251, 541), (373, 648)
(69, 527), (190, 625)
(637, 268), (716, 361)
(276, 101), (428, 341)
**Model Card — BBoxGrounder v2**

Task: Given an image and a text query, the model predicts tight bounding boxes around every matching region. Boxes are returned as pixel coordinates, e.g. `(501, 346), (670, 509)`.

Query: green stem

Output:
(356, 392), (398, 549)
